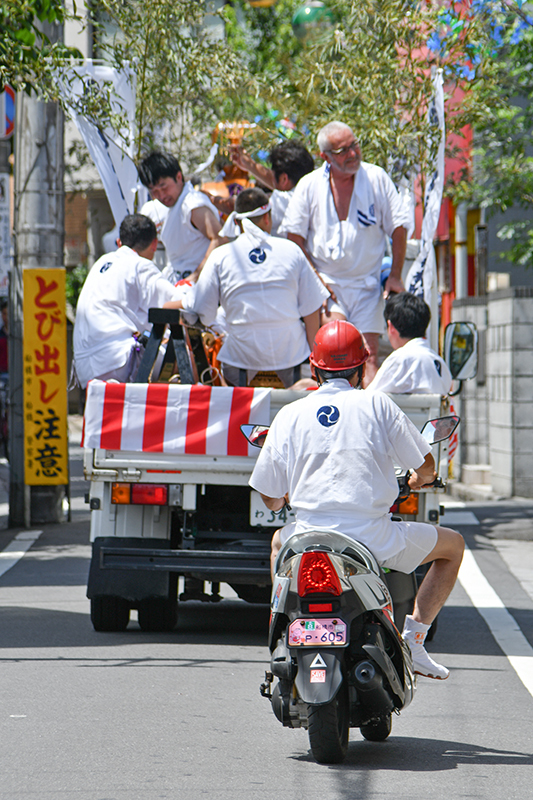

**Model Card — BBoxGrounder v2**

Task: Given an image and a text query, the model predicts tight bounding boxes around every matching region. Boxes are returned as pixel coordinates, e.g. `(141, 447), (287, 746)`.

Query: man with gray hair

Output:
(280, 121), (410, 384)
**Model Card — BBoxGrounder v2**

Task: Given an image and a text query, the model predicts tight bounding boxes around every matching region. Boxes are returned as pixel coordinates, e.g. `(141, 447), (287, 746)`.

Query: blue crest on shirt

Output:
(316, 405), (340, 427)
(99, 261), (112, 273)
(434, 359), (442, 376)
(249, 248), (266, 264)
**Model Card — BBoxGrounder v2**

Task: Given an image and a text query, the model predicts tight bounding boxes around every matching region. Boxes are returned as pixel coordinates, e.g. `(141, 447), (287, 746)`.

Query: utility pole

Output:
(11, 23), (66, 526)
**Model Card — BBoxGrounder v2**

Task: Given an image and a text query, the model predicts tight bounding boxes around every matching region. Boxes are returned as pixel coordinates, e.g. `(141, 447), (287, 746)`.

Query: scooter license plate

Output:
(288, 618), (347, 647)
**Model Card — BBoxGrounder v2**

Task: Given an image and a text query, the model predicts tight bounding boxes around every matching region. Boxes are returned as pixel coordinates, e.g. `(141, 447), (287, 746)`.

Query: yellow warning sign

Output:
(22, 269), (68, 485)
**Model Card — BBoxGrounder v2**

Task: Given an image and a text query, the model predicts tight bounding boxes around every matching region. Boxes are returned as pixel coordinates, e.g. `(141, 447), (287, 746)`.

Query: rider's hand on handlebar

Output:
(408, 468), (437, 491)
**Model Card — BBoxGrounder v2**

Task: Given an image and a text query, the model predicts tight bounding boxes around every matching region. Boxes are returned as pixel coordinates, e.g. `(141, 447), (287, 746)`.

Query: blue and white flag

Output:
(405, 69), (445, 306)
(60, 62), (143, 227)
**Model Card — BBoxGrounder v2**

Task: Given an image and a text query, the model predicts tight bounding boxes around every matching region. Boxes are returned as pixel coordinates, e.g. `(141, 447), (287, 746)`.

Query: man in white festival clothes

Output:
(186, 187), (329, 388)
(367, 292), (453, 395)
(249, 320), (464, 680)
(279, 121), (411, 384)
(227, 140), (315, 236)
(138, 151), (224, 284)
(73, 214), (186, 388)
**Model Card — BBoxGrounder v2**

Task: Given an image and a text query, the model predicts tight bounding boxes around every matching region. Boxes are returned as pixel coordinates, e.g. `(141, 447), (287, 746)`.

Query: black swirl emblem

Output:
(316, 405), (340, 427)
(249, 248), (266, 264)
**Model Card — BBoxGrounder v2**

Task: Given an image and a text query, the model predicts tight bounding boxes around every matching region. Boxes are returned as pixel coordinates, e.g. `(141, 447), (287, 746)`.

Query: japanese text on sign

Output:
(23, 269), (68, 485)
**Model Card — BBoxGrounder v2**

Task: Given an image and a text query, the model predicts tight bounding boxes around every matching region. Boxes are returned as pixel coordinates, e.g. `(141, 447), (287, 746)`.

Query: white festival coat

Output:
(249, 379), (431, 562)
(367, 337), (452, 395)
(191, 228), (329, 371)
(73, 246), (182, 388)
(141, 182), (219, 280)
(279, 162), (410, 289)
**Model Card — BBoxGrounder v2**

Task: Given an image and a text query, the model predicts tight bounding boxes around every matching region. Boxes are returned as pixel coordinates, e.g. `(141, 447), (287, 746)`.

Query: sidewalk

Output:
(0, 414), (88, 529)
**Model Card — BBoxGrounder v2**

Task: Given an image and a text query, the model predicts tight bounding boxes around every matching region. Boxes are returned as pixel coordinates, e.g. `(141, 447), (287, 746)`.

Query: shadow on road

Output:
(291, 735), (533, 779)
(0, 598), (271, 651)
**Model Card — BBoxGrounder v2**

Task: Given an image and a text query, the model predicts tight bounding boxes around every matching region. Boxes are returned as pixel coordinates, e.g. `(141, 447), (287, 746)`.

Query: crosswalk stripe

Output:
(459, 545), (533, 699)
(0, 530), (43, 577)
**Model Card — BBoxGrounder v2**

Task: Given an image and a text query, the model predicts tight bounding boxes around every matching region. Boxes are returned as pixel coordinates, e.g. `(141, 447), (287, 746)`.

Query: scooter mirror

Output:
(443, 321), (478, 381)
(421, 415), (460, 445)
(240, 423), (270, 448)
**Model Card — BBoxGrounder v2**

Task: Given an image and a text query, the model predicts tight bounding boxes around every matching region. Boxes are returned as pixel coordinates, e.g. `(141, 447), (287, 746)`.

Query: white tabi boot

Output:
(402, 614), (449, 680)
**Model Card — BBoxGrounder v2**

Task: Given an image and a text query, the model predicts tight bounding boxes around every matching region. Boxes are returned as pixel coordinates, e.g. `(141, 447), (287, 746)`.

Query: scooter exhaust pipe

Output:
(353, 660), (394, 715)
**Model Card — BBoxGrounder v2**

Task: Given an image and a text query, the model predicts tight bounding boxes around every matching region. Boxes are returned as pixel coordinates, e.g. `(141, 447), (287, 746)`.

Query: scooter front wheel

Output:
(307, 685), (349, 764)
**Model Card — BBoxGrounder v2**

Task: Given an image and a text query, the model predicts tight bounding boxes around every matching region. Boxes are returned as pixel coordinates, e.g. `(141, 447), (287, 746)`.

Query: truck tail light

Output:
(297, 552), (342, 597)
(132, 484), (168, 505)
(111, 483), (131, 504)
(111, 483), (168, 505)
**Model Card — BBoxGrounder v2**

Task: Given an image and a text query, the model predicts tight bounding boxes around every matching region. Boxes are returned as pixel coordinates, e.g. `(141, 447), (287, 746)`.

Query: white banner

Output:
(405, 69), (445, 306)
(60, 62), (140, 227)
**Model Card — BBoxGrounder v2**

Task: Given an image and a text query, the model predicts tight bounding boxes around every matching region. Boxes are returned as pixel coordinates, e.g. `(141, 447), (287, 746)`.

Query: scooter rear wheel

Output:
(307, 685), (349, 764)
(360, 713), (392, 742)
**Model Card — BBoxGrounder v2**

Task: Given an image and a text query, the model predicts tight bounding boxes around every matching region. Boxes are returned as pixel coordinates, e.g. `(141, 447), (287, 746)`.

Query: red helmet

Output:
(309, 321), (369, 371)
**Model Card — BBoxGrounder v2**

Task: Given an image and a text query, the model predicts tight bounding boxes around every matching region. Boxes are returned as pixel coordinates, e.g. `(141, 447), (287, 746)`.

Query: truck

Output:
(82, 309), (468, 632)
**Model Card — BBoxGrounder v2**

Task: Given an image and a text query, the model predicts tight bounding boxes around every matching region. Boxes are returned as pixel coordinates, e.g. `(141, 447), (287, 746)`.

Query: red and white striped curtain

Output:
(82, 381), (271, 457)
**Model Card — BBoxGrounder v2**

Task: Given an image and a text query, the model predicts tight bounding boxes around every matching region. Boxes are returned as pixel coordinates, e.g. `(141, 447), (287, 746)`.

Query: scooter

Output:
(241, 415), (459, 764)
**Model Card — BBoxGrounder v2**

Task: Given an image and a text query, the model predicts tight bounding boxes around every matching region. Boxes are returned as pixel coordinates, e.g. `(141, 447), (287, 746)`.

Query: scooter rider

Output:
(249, 320), (465, 680)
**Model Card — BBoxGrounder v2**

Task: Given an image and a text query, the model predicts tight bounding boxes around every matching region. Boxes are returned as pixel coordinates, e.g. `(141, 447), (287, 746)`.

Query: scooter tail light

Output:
(297, 552), (342, 597)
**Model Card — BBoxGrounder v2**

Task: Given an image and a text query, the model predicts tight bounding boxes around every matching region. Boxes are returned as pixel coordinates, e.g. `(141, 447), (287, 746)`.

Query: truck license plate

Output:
(288, 618), (347, 647)
(249, 490), (296, 527)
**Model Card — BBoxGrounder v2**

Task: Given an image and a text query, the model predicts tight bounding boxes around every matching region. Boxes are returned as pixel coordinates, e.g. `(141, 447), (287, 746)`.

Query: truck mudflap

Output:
(92, 536), (271, 586)
(87, 538), (175, 602)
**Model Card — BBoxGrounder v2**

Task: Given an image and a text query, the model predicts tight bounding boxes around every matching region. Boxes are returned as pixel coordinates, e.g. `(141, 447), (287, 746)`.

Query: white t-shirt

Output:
(141, 182), (220, 282)
(279, 162), (410, 287)
(73, 246), (182, 388)
(139, 198), (168, 234)
(367, 337), (452, 395)
(190, 229), (329, 371)
(270, 188), (293, 236)
(249, 379), (430, 562)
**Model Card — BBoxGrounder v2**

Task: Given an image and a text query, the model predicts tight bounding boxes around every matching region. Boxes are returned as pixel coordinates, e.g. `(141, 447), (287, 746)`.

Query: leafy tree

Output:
(452, 6), (533, 267)
(90, 0), (254, 167)
(221, 0), (533, 218)
(0, 0), (82, 93)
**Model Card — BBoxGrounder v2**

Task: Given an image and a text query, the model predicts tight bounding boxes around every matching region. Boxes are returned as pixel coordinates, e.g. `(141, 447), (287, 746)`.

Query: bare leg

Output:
(271, 529), (282, 579)
(361, 332), (380, 386)
(402, 526), (464, 680)
(413, 526), (465, 624)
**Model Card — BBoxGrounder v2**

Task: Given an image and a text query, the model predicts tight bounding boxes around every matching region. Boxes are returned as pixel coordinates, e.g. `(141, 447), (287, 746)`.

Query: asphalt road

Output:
(0, 453), (533, 799)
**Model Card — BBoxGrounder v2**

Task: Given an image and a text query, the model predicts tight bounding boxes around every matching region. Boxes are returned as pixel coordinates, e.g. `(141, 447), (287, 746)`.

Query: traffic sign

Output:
(0, 86), (15, 140)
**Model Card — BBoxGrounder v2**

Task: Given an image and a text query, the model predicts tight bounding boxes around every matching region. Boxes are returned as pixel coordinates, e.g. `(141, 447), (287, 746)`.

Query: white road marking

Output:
(0, 530), (43, 578)
(441, 498), (467, 509)
(459, 545), (533, 699)
(442, 510), (480, 526)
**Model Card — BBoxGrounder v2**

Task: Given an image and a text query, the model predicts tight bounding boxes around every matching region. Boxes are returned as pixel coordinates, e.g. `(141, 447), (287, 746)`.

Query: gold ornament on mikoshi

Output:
(247, 0), (278, 7)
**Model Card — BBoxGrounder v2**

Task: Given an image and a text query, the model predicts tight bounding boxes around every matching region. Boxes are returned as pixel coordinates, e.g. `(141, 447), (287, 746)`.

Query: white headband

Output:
(220, 200), (272, 239)
(234, 200), (272, 220)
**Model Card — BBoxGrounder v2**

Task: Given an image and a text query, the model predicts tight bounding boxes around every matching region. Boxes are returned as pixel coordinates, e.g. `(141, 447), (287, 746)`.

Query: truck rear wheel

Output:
(91, 596), (130, 632)
(137, 597), (178, 632)
(232, 584), (271, 604)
